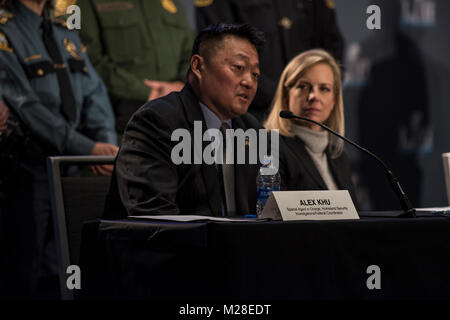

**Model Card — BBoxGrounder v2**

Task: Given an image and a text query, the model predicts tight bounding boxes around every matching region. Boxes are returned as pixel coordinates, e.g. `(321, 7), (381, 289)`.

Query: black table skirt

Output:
(79, 214), (450, 300)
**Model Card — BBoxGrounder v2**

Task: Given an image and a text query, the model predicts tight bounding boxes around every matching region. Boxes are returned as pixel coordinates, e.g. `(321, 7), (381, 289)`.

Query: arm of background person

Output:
(0, 51), (95, 155)
(77, 38), (119, 175)
(78, 39), (117, 146)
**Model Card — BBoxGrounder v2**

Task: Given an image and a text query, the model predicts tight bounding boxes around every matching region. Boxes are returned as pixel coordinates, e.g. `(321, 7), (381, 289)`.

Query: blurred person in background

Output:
(77, 0), (195, 139)
(0, 0), (117, 299)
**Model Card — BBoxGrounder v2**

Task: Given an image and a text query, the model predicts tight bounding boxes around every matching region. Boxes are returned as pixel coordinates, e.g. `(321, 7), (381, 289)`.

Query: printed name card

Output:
(260, 190), (359, 221)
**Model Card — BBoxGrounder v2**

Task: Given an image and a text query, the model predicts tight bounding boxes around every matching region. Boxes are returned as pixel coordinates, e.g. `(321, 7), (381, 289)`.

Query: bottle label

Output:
(257, 186), (280, 202)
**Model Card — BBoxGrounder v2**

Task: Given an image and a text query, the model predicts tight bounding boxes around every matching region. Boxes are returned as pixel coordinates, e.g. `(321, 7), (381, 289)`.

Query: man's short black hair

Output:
(191, 23), (265, 61)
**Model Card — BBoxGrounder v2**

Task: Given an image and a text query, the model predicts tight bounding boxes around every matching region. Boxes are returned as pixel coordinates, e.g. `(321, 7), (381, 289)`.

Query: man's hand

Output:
(0, 101), (8, 132)
(90, 142), (119, 176)
(144, 79), (184, 102)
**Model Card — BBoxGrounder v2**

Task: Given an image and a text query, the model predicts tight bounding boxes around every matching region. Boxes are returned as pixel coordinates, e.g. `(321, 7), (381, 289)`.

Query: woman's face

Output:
(287, 63), (335, 131)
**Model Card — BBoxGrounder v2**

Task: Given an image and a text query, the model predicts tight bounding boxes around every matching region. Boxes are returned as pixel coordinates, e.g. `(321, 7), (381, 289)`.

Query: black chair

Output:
(47, 155), (115, 300)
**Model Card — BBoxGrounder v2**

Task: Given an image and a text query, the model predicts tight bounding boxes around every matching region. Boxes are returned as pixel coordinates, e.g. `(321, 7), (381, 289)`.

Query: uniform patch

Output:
(54, 0), (77, 17)
(161, 0), (177, 13)
(64, 38), (81, 60)
(0, 31), (12, 52)
(194, 0), (213, 7)
(325, 0), (335, 10)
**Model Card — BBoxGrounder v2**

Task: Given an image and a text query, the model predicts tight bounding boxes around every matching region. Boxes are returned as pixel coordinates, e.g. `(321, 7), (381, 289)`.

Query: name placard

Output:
(260, 190), (359, 221)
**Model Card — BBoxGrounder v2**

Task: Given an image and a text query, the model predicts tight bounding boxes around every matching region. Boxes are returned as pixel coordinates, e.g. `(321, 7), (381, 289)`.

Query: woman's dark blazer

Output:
(279, 135), (359, 208)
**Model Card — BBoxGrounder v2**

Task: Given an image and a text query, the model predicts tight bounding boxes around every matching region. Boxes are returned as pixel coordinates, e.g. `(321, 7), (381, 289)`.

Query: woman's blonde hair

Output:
(264, 49), (345, 158)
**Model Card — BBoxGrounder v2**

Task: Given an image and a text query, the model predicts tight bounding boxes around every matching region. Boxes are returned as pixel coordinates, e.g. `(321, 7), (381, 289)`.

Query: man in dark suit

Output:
(104, 24), (267, 218)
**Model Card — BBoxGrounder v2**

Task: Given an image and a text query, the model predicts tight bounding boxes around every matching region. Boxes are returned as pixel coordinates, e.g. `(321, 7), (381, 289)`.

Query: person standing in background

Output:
(77, 0), (195, 138)
(0, 0), (118, 299)
(196, 0), (344, 122)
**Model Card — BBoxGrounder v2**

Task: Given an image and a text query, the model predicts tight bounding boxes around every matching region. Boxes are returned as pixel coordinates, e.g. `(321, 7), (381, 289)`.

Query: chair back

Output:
(47, 155), (115, 300)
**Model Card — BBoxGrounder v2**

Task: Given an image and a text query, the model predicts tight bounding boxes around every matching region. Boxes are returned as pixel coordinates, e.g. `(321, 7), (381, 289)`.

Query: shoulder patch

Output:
(324, 0), (335, 10)
(0, 31), (13, 52)
(194, 0), (213, 7)
(0, 10), (15, 25)
(161, 0), (177, 13)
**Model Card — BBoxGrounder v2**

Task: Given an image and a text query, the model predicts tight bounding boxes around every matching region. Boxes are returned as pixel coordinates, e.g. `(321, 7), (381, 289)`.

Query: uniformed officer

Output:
(0, 0), (118, 299)
(77, 0), (195, 135)
(195, 0), (344, 122)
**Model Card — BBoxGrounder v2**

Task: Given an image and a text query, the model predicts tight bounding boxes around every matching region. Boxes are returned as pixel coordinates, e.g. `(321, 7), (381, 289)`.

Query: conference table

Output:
(79, 211), (450, 300)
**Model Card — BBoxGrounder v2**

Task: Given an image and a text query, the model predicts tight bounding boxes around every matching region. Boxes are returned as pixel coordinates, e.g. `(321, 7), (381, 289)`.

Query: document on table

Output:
(129, 215), (267, 222)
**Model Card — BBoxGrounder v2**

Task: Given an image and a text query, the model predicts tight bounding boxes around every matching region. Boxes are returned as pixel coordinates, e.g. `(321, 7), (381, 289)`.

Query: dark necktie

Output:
(41, 20), (77, 122)
(219, 122), (236, 216)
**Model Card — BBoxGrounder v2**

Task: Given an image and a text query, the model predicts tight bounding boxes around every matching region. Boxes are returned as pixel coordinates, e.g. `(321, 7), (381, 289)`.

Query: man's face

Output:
(197, 35), (260, 121)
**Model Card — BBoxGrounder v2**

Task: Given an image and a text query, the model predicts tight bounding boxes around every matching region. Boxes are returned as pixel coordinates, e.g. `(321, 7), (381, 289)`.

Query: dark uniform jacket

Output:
(196, 0), (344, 121)
(104, 84), (263, 218)
(279, 135), (358, 207)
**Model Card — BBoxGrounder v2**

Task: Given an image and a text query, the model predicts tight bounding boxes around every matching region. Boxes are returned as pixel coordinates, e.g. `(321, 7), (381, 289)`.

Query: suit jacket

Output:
(279, 135), (359, 208)
(104, 84), (263, 218)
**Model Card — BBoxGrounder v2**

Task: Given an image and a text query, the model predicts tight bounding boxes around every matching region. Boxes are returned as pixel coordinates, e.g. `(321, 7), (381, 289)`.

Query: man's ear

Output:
(190, 54), (204, 80)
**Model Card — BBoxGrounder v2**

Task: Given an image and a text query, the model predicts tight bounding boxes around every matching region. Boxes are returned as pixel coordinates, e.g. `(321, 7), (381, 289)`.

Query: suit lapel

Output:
(179, 85), (223, 216)
(283, 136), (328, 189)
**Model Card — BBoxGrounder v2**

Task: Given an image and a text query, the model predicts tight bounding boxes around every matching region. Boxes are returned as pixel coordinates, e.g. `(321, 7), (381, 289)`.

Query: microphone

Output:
(279, 110), (416, 217)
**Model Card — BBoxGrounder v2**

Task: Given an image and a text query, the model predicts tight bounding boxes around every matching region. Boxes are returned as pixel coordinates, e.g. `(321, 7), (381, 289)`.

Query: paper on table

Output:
(128, 215), (266, 222)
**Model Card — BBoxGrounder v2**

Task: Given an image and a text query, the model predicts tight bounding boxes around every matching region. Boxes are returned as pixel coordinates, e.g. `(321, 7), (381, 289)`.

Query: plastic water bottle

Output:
(256, 155), (281, 217)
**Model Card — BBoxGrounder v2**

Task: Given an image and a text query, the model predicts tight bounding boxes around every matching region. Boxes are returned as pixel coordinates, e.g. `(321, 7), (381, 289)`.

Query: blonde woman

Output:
(265, 49), (357, 204)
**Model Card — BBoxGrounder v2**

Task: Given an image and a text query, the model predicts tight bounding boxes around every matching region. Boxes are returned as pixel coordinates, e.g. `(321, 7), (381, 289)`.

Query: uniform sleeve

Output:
(79, 43), (118, 145)
(0, 49), (96, 155)
(77, 0), (151, 102)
